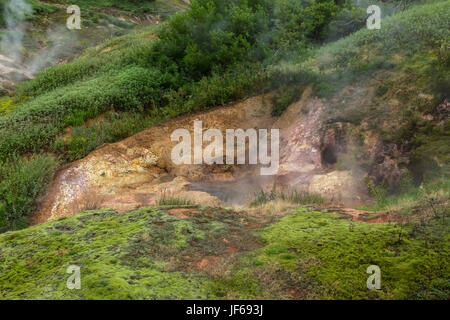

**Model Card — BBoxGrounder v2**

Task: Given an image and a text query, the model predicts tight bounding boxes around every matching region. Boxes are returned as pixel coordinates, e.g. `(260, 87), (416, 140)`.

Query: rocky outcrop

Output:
(34, 82), (422, 223)
(308, 170), (365, 204)
(32, 95), (277, 223)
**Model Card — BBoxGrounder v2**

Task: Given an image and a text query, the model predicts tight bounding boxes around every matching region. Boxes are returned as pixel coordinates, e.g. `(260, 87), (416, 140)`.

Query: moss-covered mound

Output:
(0, 206), (448, 299)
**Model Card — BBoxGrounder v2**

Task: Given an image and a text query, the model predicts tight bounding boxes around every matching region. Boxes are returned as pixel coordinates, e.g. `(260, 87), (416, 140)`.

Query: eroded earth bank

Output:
(33, 86), (397, 224)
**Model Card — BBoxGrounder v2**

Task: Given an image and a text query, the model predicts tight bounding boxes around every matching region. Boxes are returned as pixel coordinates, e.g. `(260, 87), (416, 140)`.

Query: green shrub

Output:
(53, 112), (157, 162)
(0, 67), (166, 159)
(376, 84), (388, 97)
(367, 180), (388, 207)
(0, 155), (57, 232)
(271, 85), (304, 117)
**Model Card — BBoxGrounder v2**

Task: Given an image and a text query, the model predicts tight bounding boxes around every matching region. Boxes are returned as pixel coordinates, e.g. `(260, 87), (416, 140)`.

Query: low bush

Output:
(0, 155), (57, 232)
(270, 85), (304, 117)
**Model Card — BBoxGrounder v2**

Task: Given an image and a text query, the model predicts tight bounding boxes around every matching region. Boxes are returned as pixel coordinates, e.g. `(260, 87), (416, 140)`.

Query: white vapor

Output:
(0, 0), (32, 64)
(1, 0), (79, 76)
(28, 26), (78, 74)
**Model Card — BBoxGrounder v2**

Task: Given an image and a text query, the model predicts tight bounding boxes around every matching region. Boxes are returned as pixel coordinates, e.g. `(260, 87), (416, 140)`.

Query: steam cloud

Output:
(28, 26), (78, 74)
(0, 0), (78, 75)
(0, 0), (32, 64)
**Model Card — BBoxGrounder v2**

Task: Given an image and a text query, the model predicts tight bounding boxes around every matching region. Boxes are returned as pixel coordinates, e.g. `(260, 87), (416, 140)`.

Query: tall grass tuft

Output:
(158, 192), (195, 206)
(250, 187), (324, 207)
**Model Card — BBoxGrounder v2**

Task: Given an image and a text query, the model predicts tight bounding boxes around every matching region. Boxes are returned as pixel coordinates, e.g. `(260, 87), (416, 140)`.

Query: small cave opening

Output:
(321, 146), (337, 165)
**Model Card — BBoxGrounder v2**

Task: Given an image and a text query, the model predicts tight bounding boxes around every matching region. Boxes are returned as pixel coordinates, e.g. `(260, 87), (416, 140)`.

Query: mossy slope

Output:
(0, 206), (448, 300)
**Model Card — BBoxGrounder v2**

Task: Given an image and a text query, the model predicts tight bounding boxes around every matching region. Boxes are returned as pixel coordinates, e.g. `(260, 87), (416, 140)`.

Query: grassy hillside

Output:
(0, 205), (448, 299)
(0, 0), (448, 233)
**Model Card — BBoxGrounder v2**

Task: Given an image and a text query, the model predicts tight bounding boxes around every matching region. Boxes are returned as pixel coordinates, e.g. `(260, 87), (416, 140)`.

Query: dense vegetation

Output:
(0, 0), (448, 233)
(0, 205), (447, 299)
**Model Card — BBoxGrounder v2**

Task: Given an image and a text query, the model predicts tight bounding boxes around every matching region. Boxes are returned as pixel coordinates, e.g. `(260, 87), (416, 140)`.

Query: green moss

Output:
(251, 210), (449, 299)
(0, 206), (265, 299)
(210, 266), (260, 299)
(0, 206), (448, 299)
